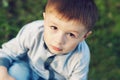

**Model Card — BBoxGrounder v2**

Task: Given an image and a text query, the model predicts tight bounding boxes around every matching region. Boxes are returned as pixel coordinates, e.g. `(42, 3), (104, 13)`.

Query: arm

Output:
(0, 20), (44, 79)
(69, 41), (90, 80)
(0, 20), (43, 66)
(0, 66), (15, 80)
(0, 25), (30, 68)
(69, 59), (90, 80)
(0, 25), (30, 80)
(0, 22), (36, 80)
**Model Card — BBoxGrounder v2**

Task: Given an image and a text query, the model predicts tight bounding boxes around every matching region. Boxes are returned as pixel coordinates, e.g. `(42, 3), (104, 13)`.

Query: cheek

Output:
(44, 30), (50, 40)
(44, 29), (54, 43)
(65, 42), (79, 52)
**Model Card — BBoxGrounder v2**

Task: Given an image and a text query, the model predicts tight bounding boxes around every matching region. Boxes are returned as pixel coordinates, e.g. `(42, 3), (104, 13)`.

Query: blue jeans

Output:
(8, 61), (40, 80)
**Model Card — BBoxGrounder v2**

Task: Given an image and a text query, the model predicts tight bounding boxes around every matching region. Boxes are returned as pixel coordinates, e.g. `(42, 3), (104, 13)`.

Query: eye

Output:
(50, 26), (58, 30)
(67, 33), (76, 38)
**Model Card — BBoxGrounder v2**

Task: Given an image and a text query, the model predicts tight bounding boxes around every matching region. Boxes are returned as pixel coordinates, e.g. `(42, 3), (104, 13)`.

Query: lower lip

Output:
(52, 46), (62, 51)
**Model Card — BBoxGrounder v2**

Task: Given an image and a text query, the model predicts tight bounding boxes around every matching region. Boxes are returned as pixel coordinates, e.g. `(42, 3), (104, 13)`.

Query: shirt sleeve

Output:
(0, 25), (29, 69)
(0, 20), (44, 69)
(69, 41), (90, 80)
(0, 58), (11, 69)
(69, 58), (90, 80)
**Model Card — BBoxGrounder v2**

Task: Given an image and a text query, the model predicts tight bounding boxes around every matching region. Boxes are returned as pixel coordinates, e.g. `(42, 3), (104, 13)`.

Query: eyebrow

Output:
(50, 21), (82, 35)
(68, 30), (79, 34)
(51, 21), (58, 26)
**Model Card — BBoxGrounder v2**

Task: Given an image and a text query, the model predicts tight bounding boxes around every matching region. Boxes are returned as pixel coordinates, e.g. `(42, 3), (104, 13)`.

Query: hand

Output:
(0, 75), (15, 80)
(0, 66), (15, 80)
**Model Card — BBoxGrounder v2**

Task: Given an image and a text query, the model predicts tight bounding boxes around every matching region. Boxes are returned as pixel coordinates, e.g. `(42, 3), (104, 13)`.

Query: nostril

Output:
(55, 37), (65, 45)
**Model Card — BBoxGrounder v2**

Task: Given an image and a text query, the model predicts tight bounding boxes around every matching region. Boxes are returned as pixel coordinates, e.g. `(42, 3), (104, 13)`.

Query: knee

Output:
(9, 61), (30, 80)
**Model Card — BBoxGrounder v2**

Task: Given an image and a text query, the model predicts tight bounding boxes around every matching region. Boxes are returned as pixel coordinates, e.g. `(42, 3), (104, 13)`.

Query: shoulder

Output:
(25, 20), (44, 27)
(23, 20), (44, 30)
(71, 40), (90, 63)
(14, 20), (45, 49)
(77, 40), (90, 63)
(65, 41), (90, 80)
(18, 20), (44, 36)
(16, 20), (44, 41)
(78, 40), (90, 56)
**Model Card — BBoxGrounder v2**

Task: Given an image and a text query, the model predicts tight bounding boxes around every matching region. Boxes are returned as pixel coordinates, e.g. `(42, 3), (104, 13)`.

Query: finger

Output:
(8, 77), (15, 80)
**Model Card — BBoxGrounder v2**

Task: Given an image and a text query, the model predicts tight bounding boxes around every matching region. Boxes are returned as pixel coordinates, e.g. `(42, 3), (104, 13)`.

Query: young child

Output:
(0, 0), (98, 80)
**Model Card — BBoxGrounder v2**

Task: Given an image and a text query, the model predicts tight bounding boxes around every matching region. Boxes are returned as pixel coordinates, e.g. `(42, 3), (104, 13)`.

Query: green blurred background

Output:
(0, 0), (120, 80)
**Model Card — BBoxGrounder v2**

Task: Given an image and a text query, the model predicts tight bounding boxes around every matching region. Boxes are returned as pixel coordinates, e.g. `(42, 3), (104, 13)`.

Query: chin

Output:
(50, 50), (61, 54)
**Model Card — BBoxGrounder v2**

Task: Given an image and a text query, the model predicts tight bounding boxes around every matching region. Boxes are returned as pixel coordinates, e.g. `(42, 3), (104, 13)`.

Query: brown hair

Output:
(45, 0), (98, 30)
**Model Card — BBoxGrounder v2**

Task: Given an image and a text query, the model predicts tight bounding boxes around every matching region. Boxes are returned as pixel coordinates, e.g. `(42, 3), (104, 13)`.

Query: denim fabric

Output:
(8, 61), (46, 80)
(8, 61), (30, 80)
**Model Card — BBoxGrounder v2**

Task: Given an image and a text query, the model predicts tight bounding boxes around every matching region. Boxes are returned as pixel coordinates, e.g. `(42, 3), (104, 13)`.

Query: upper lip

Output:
(52, 45), (62, 51)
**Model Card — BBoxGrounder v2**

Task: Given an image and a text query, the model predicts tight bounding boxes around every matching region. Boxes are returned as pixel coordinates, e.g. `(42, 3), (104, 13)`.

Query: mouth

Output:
(51, 45), (62, 51)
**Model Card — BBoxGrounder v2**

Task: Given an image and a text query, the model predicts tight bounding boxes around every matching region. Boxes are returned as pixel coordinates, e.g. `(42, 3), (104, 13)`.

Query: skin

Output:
(43, 11), (92, 55)
(0, 66), (15, 80)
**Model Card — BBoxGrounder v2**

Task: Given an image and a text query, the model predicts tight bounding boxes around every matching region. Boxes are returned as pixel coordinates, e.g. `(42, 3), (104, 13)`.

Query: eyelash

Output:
(67, 33), (76, 38)
(50, 26), (58, 30)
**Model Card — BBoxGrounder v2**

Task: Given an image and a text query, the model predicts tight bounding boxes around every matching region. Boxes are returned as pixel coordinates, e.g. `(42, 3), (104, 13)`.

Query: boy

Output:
(0, 0), (98, 80)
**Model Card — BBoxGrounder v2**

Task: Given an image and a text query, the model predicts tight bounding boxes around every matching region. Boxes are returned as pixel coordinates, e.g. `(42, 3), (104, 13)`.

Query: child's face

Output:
(43, 12), (90, 55)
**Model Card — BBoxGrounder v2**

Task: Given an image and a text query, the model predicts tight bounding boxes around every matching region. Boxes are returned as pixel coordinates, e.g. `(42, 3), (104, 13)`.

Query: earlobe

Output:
(43, 12), (45, 19)
(83, 31), (92, 38)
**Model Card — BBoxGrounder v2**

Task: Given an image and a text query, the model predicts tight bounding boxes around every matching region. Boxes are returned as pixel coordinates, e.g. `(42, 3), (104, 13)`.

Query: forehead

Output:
(45, 12), (87, 33)
(46, 7), (77, 22)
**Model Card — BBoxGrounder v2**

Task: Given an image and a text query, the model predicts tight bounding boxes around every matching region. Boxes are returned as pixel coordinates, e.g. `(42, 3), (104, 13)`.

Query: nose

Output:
(55, 32), (66, 45)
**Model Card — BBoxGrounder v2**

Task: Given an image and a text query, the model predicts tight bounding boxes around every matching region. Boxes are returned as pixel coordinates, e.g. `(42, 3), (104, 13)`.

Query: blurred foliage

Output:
(0, 0), (47, 43)
(88, 0), (120, 80)
(0, 0), (120, 80)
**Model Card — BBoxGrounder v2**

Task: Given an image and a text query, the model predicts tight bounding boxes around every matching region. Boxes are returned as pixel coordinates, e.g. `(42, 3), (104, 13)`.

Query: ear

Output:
(83, 31), (92, 39)
(43, 12), (46, 19)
